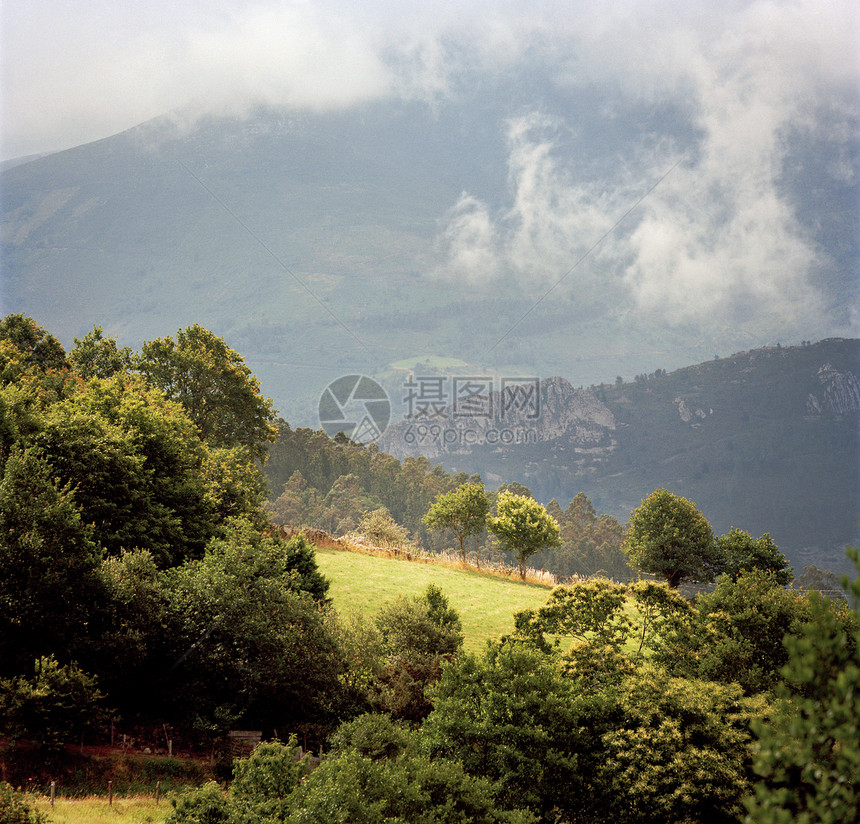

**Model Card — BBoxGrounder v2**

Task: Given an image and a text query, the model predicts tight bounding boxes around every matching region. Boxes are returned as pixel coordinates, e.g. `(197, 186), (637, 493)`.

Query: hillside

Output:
(378, 339), (860, 574)
(314, 546), (555, 655)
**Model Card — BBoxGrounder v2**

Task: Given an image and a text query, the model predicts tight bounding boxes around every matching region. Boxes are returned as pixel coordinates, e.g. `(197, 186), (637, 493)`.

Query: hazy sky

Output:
(2, 1), (857, 159)
(2, 0), (858, 339)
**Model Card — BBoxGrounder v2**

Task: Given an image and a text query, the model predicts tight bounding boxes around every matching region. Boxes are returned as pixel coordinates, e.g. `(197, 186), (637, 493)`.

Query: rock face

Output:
(378, 375), (615, 460)
(806, 363), (860, 415)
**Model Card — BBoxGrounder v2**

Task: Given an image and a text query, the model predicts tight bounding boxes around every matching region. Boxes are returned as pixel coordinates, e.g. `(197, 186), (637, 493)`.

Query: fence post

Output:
(50, 781), (55, 809)
(155, 780), (162, 805)
(108, 780), (113, 806)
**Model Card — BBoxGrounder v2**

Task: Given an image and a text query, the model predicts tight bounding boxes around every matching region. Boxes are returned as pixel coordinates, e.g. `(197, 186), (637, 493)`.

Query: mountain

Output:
(2, 86), (856, 426)
(379, 338), (860, 575)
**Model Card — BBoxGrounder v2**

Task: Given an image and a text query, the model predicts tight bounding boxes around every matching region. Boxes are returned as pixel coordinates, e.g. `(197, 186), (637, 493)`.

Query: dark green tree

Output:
(138, 324), (277, 460)
(716, 527), (793, 585)
(0, 447), (104, 673)
(372, 584), (463, 721)
(623, 489), (717, 588)
(745, 554), (860, 823)
(0, 656), (106, 754)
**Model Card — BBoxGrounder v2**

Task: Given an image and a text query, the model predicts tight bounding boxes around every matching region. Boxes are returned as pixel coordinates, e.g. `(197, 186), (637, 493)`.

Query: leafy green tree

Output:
(514, 579), (635, 687)
(596, 666), (759, 824)
(423, 481), (490, 561)
(373, 584), (463, 721)
(0, 314), (69, 397)
(231, 737), (310, 822)
(357, 507), (412, 548)
(0, 447), (104, 673)
(716, 528), (793, 585)
(653, 569), (822, 695)
(160, 521), (344, 736)
(422, 641), (588, 823)
(487, 491), (561, 579)
(139, 324), (277, 460)
(623, 489), (717, 588)
(34, 374), (221, 565)
(0, 656), (106, 754)
(284, 746), (535, 824)
(745, 557), (860, 823)
(69, 326), (134, 380)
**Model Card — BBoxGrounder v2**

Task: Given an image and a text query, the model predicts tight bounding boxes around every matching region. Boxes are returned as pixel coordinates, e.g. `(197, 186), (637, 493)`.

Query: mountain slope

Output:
(380, 339), (860, 574)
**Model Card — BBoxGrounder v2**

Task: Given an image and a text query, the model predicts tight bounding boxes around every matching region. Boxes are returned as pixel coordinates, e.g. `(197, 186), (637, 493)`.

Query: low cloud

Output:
(430, 0), (858, 338)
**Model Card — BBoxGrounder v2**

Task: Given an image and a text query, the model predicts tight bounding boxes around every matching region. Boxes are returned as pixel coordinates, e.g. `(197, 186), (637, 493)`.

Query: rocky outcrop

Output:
(378, 376), (615, 460)
(806, 363), (860, 415)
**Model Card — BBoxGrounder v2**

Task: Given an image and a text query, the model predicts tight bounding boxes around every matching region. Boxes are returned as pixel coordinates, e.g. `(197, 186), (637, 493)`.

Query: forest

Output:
(0, 315), (857, 824)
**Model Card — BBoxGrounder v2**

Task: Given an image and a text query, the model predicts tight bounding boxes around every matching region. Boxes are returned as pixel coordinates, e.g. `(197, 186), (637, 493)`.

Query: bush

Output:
(0, 782), (47, 824)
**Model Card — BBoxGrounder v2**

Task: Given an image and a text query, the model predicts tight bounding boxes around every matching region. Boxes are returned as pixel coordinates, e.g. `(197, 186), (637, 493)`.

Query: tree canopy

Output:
(623, 489), (717, 588)
(487, 491), (561, 578)
(423, 481), (490, 560)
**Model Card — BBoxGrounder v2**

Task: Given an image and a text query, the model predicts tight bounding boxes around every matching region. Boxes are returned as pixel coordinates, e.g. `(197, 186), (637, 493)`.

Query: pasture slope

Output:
(314, 546), (557, 654)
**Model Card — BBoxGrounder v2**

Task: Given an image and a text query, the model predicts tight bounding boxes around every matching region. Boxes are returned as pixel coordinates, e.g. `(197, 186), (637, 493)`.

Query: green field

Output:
(315, 548), (556, 654)
(33, 795), (170, 824)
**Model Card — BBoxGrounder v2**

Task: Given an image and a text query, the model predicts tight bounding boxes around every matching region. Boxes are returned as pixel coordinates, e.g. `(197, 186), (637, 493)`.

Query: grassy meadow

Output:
(315, 546), (558, 654)
(32, 794), (171, 824)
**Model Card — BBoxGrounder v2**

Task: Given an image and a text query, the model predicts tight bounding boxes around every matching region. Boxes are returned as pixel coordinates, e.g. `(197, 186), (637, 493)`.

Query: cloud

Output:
(429, 0), (858, 337)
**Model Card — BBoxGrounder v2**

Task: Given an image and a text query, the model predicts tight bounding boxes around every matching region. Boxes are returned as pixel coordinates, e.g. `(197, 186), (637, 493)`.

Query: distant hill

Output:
(2, 93), (856, 425)
(379, 339), (860, 574)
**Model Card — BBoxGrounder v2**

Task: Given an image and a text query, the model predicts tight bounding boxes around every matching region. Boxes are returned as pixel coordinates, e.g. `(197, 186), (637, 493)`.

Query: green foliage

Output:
(0, 314), (70, 400)
(422, 641), (585, 823)
(231, 738), (309, 823)
(627, 579), (693, 656)
(328, 713), (415, 761)
(745, 561), (860, 823)
(514, 579), (635, 687)
(373, 584), (464, 721)
(160, 522), (344, 735)
(656, 570), (817, 695)
(597, 666), (759, 824)
(624, 488), (717, 588)
(545, 492), (631, 580)
(139, 324), (277, 461)
(0, 446), (104, 672)
(358, 506), (413, 548)
(284, 747), (535, 824)
(487, 491), (561, 578)
(166, 781), (235, 824)
(0, 656), (106, 753)
(0, 782), (47, 824)
(423, 481), (491, 560)
(69, 326), (134, 380)
(717, 528), (793, 585)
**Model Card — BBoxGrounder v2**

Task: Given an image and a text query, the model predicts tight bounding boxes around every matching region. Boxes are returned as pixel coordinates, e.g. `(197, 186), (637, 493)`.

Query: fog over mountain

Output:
(1, 0), (858, 426)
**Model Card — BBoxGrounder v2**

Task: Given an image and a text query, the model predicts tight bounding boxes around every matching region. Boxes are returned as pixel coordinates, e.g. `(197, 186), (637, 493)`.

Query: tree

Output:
(138, 324), (277, 460)
(487, 491), (560, 579)
(0, 447), (104, 674)
(716, 527), (793, 585)
(357, 507), (412, 548)
(745, 582), (859, 823)
(422, 641), (586, 823)
(596, 666), (758, 824)
(373, 584), (463, 721)
(69, 326), (133, 380)
(423, 481), (490, 561)
(623, 489), (716, 588)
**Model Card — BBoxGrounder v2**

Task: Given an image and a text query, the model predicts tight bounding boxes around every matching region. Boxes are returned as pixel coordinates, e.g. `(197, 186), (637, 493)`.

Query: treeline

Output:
(0, 316), (345, 754)
(265, 429), (631, 578)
